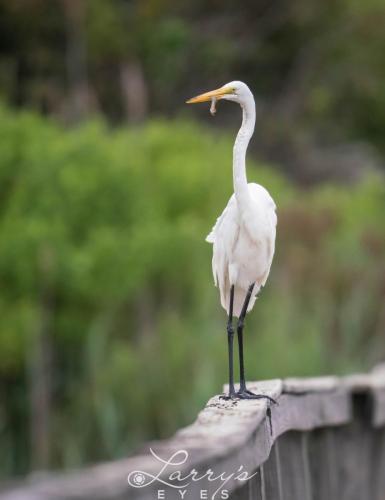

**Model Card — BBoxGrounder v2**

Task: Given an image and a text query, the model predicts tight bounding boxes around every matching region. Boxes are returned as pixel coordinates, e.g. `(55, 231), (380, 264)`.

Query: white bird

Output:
(187, 81), (277, 401)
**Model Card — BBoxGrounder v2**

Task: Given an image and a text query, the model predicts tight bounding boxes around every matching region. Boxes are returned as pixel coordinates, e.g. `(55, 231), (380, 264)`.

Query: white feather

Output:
(206, 183), (276, 317)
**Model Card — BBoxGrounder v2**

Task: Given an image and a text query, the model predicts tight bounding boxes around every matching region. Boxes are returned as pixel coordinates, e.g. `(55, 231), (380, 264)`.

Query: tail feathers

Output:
(220, 284), (259, 318)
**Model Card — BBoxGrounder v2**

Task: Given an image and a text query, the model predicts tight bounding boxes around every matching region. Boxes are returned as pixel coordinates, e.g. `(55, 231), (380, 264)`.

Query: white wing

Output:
(206, 194), (239, 310)
(206, 183), (277, 317)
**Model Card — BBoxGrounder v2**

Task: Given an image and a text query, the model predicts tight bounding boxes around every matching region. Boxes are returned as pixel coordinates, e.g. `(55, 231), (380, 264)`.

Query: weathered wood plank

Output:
(247, 467), (263, 500)
(283, 376), (340, 394)
(307, 428), (338, 500)
(261, 442), (283, 500)
(271, 387), (351, 439)
(332, 394), (373, 500)
(369, 427), (385, 500)
(275, 432), (312, 500)
(230, 466), (264, 500)
(2, 368), (385, 500)
(229, 480), (249, 500)
(343, 365), (385, 427)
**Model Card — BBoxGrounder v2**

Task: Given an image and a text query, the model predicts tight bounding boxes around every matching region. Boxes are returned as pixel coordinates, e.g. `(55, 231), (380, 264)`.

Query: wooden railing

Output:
(1, 366), (385, 500)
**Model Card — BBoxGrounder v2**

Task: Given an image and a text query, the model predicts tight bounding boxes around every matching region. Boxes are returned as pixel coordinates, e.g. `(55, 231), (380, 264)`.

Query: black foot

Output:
(237, 389), (277, 405)
(220, 392), (238, 401)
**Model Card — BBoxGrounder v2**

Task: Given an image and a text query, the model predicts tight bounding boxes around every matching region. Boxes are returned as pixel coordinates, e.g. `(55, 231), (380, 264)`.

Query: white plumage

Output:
(187, 80), (277, 400)
(206, 183), (276, 317)
(188, 80), (277, 317)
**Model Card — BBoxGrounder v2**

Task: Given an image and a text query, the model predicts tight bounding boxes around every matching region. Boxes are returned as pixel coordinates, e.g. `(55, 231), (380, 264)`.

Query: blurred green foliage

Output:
(1, 0), (385, 157)
(0, 106), (384, 476)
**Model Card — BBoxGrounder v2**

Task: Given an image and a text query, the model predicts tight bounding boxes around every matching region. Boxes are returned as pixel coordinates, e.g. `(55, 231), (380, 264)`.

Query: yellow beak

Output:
(186, 85), (233, 104)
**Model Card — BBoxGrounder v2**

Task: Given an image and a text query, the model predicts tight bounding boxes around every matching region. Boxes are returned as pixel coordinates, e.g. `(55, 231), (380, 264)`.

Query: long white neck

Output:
(233, 97), (255, 210)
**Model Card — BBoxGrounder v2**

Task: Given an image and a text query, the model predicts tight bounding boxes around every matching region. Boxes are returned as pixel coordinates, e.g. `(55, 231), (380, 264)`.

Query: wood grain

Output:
(1, 367), (385, 500)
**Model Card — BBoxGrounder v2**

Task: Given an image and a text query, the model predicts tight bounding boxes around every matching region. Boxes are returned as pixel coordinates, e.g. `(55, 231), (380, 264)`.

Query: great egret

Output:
(187, 81), (277, 401)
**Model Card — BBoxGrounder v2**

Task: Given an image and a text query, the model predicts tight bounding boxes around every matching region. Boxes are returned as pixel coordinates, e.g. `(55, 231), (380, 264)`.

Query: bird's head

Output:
(186, 81), (253, 109)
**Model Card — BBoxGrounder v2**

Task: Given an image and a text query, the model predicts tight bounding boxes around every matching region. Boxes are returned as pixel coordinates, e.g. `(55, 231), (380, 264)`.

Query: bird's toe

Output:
(236, 389), (277, 405)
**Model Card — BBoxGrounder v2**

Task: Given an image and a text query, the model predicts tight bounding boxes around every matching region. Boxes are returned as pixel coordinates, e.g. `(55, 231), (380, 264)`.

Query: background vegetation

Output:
(0, 0), (384, 481)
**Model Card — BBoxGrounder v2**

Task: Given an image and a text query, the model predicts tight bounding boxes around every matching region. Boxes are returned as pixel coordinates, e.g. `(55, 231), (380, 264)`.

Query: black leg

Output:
(221, 285), (236, 399)
(237, 284), (254, 391)
(236, 284), (277, 405)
